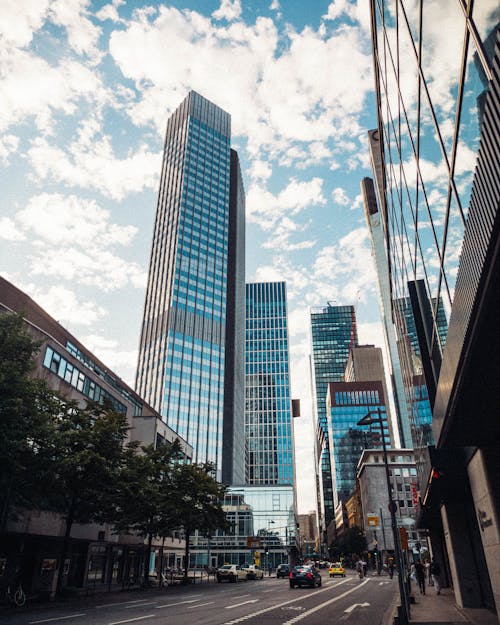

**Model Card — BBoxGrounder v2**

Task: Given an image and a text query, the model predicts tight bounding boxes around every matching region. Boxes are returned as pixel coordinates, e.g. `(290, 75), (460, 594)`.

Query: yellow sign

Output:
(367, 514), (380, 527)
(399, 527), (409, 550)
(254, 551), (260, 566)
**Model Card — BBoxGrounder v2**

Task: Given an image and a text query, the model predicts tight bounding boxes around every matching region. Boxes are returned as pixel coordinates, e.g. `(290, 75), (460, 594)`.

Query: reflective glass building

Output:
(310, 304), (358, 527)
(245, 282), (294, 486)
(136, 92), (245, 483)
(370, 0), (499, 614)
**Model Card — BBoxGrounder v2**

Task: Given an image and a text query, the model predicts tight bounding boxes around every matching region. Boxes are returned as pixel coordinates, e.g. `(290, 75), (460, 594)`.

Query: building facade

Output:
(370, 0), (499, 617)
(135, 91), (245, 483)
(310, 304), (358, 528)
(245, 282), (294, 486)
(0, 277), (192, 597)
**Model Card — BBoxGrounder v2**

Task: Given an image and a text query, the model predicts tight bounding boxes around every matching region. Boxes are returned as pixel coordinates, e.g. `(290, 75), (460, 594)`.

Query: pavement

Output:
(388, 584), (498, 625)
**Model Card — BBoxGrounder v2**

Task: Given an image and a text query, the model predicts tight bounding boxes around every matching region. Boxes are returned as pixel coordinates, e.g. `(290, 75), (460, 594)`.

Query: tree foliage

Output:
(330, 525), (367, 557)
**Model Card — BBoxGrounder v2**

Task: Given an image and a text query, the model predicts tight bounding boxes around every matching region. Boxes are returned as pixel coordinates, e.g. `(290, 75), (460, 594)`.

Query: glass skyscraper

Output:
(370, 0), (499, 614)
(136, 91), (245, 483)
(310, 304), (358, 526)
(245, 282), (294, 486)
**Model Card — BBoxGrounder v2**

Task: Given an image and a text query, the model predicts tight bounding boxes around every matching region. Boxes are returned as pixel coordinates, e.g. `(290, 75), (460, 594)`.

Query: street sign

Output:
(246, 536), (260, 549)
(367, 514), (380, 527)
(399, 527), (409, 550)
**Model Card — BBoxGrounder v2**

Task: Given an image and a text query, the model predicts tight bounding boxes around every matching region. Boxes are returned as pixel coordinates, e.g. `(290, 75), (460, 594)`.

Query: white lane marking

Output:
(231, 594), (250, 599)
(155, 599), (200, 608)
(187, 601), (215, 609)
(282, 579), (371, 624)
(30, 615), (86, 624)
(344, 601), (370, 613)
(125, 602), (157, 609)
(262, 589), (275, 593)
(225, 599), (259, 609)
(379, 581), (391, 585)
(224, 579), (350, 624)
(108, 616), (154, 625)
(96, 600), (153, 609)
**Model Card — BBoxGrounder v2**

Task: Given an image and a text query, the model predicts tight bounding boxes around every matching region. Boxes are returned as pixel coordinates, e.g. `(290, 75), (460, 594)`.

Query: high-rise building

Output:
(310, 304), (358, 527)
(136, 91), (245, 483)
(245, 282), (294, 486)
(370, 0), (499, 615)
(326, 380), (390, 505)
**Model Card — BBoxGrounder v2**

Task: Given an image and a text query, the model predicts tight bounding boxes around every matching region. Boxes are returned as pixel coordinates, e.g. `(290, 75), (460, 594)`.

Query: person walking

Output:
(429, 559), (441, 594)
(415, 560), (426, 594)
(388, 559), (394, 579)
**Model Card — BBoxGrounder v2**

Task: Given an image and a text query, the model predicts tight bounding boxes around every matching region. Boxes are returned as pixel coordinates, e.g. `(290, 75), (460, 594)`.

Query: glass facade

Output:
(310, 304), (358, 526)
(370, 0), (499, 484)
(136, 92), (245, 479)
(245, 282), (294, 486)
(327, 382), (390, 503)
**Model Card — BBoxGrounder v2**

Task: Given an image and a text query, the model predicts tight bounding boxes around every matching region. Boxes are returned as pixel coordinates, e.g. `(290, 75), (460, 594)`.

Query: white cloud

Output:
(96, 0), (125, 23)
(212, 0), (242, 21)
(262, 217), (316, 252)
(27, 133), (160, 201)
(0, 134), (19, 163)
(269, 0), (280, 10)
(81, 334), (138, 386)
(247, 177), (326, 230)
(0, 217), (25, 241)
(0, 0), (51, 47)
(332, 186), (349, 206)
(13, 193), (147, 292)
(322, 0), (355, 22)
(49, 0), (102, 61)
(248, 159), (272, 182)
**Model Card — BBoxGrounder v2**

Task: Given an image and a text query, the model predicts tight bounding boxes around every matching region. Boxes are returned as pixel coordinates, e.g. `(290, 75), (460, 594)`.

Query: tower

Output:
(136, 91), (245, 482)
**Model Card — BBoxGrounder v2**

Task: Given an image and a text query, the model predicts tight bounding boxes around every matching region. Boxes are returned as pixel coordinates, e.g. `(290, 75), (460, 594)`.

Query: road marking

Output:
(231, 594), (250, 599)
(187, 601), (215, 609)
(30, 615), (86, 624)
(379, 581), (391, 585)
(107, 616), (155, 625)
(344, 601), (370, 613)
(282, 579), (371, 624)
(96, 599), (154, 609)
(155, 599), (200, 608)
(125, 602), (157, 609)
(224, 579), (349, 624)
(262, 589), (275, 593)
(225, 599), (259, 609)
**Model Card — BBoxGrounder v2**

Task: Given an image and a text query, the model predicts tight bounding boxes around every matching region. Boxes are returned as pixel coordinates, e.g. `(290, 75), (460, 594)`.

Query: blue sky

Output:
(0, 0), (386, 513)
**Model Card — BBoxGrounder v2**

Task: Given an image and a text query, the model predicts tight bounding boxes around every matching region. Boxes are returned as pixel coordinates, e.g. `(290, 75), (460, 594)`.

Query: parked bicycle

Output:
(4, 584), (26, 607)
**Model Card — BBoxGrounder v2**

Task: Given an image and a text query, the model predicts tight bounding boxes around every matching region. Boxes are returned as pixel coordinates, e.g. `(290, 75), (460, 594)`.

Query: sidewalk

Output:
(400, 587), (498, 625)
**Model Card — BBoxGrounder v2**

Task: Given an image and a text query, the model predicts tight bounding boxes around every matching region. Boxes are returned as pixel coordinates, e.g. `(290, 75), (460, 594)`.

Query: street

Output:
(0, 571), (397, 625)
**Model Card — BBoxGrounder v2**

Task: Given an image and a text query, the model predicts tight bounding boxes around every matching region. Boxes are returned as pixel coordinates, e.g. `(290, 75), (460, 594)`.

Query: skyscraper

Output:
(245, 282), (294, 486)
(310, 304), (358, 527)
(370, 0), (499, 614)
(136, 91), (245, 483)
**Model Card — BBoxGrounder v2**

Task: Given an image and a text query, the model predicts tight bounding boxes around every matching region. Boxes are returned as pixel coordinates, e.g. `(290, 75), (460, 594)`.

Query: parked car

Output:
(217, 564), (248, 583)
(289, 565), (322, 588)
(329, 562), (346, 577)
(276, 563), (291, 578)
(241, 564), (264, 580)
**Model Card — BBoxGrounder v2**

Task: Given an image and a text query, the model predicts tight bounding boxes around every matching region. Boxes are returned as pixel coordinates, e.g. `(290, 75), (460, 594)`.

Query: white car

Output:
(217, 564), (248, 583)
(242, 564), (264, 580)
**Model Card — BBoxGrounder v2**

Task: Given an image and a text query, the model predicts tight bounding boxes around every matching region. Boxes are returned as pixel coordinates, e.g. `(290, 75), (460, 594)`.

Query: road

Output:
(1, 571), (397, 625)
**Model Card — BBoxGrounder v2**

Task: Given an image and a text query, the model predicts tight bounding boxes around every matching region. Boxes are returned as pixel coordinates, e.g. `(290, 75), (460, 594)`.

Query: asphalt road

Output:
(1, 571), (398, 625)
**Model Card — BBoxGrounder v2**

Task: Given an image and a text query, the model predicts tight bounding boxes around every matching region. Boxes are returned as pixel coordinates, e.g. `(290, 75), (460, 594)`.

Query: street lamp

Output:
(357, 407), (409, 625)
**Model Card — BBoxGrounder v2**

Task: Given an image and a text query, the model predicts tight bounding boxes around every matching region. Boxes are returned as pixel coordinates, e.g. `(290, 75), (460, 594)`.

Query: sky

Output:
(0, 0), (388, 514)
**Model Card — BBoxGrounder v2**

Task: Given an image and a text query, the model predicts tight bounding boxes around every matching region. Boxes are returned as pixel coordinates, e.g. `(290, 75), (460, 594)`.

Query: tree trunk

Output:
(57, 505), (75, 594)
(183, 530), (190, 585)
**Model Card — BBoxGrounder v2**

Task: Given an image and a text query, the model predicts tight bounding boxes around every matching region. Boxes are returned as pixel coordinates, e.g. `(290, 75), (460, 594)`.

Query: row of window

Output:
(43, 346), (127, 414)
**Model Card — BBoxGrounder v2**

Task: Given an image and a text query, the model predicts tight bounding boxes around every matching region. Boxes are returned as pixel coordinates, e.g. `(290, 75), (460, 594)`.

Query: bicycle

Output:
(5, 584), (26, 607)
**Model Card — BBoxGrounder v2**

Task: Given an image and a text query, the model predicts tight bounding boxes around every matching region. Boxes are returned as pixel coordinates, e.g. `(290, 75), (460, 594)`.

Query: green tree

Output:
(111, 439), (182, 585)
(0, 313), (58, 533)
(338, 525), (367, 556)
(170, 462), (227, 584)
(45, 399), (129, 592)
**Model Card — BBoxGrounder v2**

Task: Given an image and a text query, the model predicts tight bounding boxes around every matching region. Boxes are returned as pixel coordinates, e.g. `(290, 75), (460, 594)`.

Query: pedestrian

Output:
(425, 559), (431, 585)
(429, 559), (441, 594)
(415, 560), (426, 595)
(388, 559), (394, 579)
(356, 559), (364, 579)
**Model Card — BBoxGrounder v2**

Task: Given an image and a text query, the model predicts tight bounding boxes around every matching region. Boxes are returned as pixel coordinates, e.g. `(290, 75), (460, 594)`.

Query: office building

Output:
(310, 304), (358, 527)
(136, 91), (245, 483)
(370, 0), (499, 616)
(245, 282), (294, 486)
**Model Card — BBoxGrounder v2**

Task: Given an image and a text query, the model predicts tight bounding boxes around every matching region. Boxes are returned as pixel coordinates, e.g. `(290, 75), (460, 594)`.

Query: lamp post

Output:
(266, 520), (275, 575)
(357, 407), (409, 625)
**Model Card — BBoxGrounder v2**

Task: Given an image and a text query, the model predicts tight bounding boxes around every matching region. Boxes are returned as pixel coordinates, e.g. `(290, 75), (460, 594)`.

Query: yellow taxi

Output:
(329, 562), (346, 577)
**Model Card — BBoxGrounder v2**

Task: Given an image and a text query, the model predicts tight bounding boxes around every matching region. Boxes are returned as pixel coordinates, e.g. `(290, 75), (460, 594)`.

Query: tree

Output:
(111, 439), (183, 585)
(0, 313), (58, 534)
(338, 525), (367, 556)
(170, 462), (227, 584)
(45, 399), (129, 592)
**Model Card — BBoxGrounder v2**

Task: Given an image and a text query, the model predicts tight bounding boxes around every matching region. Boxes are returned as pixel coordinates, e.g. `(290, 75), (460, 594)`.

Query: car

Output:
(241, 564), (264, 580)
(216, 564), (248, 583)
(276, 563), (290, 578)
(289, 565), (322, 588)
(329, 562), (346, 577)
